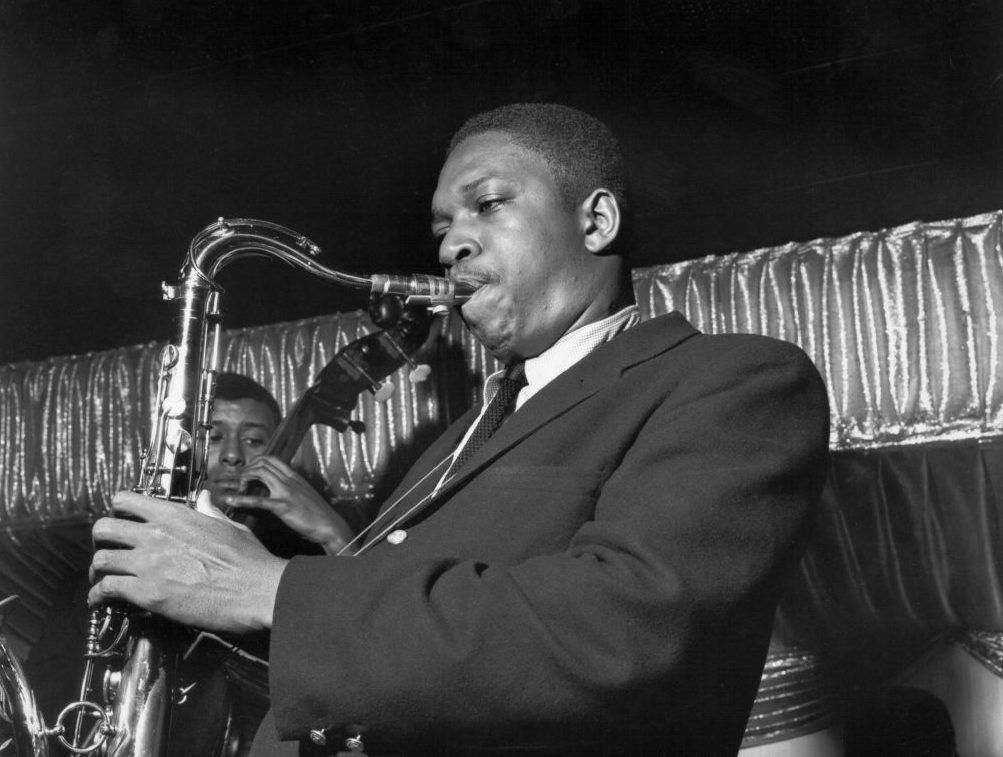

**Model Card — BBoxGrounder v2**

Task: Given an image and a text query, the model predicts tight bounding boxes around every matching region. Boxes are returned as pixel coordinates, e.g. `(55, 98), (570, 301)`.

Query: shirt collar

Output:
(482, 304), (640, 408)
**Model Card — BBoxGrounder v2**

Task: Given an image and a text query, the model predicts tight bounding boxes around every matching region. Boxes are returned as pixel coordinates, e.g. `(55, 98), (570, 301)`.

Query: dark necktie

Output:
(445, 363), (526, 479)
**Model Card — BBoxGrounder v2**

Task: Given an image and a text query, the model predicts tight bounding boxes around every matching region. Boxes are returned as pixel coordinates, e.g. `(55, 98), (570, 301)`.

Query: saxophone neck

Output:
(185, 217), (329, 286)
(184, 217), (476, 305)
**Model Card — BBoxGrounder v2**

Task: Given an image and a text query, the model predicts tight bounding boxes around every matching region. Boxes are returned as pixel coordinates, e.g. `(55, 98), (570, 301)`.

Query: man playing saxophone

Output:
(89, 103), (830, 756)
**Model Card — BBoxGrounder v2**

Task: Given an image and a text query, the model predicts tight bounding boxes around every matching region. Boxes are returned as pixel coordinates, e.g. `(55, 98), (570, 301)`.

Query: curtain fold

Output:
(633, 210), (1003, 448)
(1, 210), (1001, 658)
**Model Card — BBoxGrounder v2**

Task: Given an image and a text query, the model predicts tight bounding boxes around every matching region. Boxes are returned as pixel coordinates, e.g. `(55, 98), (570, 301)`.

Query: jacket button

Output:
(387, 529), (407, 544)
(308, 728), (327, 746)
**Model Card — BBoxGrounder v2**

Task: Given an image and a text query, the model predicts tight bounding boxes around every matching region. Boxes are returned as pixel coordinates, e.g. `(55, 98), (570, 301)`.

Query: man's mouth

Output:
(455, 278), (485, 296)
(209, 476), (242, 494)
(450, 273), (492, 303)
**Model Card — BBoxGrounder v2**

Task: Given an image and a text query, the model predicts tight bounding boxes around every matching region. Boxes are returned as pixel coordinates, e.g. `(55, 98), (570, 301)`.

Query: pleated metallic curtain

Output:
(634, 211), (1003, 448)
(0, 211), (1001, 661)
(3, 211), (999, 530)
(0, 311), (479, 530)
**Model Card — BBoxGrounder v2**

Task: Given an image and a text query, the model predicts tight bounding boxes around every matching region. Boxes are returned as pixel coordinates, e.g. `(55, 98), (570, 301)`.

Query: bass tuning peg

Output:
(373, 381), (396, 402)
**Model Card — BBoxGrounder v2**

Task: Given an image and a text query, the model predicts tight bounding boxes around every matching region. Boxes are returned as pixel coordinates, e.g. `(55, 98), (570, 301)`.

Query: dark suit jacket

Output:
(251, 312), (830, 756)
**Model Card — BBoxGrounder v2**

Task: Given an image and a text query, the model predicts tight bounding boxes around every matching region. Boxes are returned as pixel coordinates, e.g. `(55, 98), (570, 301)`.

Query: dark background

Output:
(2, 0), (1000, 365)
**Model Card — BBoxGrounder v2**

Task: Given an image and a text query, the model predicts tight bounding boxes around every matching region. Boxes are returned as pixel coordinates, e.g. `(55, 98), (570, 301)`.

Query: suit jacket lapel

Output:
(385, 312), (700, 529)
(361, 407), (474, 546)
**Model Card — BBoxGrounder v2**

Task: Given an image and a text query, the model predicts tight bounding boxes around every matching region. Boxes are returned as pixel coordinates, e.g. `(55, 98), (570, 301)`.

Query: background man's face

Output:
(204, 398), (278, 501)
(432, 131), (593, 362)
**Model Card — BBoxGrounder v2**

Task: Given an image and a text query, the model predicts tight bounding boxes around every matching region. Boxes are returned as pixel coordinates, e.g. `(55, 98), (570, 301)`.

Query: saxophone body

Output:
(0, 218), (474, 756)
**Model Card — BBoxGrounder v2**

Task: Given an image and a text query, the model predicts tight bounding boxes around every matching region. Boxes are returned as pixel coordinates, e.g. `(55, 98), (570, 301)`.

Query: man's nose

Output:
(439, 226), (482, 267)
(219, 441), (244, 467)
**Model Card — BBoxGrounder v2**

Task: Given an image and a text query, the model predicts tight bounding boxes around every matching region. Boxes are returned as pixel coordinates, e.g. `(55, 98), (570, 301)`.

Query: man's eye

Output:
(244, 437), (267, 447)
(477, 197), (504, 213)
(207, 433), (223, 444)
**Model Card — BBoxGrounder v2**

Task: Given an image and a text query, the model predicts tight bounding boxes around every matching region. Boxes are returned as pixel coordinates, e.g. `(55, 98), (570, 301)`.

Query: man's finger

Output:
(110, 490), (186, 521)
(92, 516), (147, 547)
(241, 461), (283, 482)
(244, 456), (295, 479)
(88, 574), (139, 607)
(259, 456), (297, 476)
(238, 469), (275, 489)
(91, 547), (136, 577)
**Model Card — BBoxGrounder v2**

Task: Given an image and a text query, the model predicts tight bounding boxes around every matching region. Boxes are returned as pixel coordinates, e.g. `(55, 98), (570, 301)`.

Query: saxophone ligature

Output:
(0, 218), (475, 756)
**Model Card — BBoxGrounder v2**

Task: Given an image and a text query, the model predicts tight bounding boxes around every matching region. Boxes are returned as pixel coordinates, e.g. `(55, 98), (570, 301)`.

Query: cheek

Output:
(468, 262), (544, 334)
(465, 290), (512, 332)
(461, 292), (515, 352)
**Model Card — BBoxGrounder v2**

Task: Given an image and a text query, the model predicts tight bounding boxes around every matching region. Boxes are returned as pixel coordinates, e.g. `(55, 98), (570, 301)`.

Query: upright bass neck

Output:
(232, 295), (435, 554)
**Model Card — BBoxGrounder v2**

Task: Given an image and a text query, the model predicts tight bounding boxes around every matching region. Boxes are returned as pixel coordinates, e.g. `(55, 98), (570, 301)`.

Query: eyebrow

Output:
(208, 419), (272, 431)
(430, 175), (493, 224)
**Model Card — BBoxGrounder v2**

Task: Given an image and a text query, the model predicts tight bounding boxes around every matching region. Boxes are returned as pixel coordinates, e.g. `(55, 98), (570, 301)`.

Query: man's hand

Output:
(222, 456), (353, 554)
(89, 491), (288, 633)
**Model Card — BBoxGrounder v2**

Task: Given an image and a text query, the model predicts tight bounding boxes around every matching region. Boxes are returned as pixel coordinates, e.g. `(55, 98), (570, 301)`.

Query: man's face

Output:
(204, 398), (278, 502)
(431, 131), (594, 362)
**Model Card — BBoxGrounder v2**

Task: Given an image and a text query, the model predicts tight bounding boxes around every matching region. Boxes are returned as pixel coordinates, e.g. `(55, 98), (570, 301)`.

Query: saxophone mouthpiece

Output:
(369, 274), (477, 306)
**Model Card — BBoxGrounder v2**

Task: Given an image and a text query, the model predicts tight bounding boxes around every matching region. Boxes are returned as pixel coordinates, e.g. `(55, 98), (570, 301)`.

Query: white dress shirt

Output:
(435, 304), (640, 491)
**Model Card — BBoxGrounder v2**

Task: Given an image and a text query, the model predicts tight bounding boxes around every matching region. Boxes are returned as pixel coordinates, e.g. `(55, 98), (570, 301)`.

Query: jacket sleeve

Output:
(267, 339), (830, 751)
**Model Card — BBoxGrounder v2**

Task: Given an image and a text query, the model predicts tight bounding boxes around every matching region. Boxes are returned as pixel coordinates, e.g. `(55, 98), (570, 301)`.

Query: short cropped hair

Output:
(214, 372), (281, 428)
(447, 103), (630, 218)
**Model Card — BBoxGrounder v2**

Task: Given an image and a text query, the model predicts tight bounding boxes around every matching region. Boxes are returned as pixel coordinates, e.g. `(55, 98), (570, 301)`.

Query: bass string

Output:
(336, 454), (453, 557)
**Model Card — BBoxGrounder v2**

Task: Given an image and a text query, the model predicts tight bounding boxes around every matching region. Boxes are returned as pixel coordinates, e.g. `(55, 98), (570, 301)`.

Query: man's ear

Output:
(579, 189), (621, 254)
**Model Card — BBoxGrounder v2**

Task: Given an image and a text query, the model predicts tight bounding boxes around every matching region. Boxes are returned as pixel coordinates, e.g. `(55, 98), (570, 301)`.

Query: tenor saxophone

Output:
(0, 218), (474, 756)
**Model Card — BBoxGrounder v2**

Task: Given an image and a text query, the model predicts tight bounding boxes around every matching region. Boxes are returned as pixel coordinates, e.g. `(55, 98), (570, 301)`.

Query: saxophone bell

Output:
(0, 632), (52, 756)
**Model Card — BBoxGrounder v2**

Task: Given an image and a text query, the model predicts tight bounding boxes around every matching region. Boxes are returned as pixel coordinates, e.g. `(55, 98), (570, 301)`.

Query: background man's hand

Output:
(89, 491), (288, 633)
(222, 456), (353, 554)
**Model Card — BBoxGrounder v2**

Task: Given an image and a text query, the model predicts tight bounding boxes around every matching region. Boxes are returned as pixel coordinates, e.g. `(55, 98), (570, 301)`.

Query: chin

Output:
(206, 482), (235, 503)
(483, 340), (520, 364)
(465, 321), (514, 362)
(462, 303), (513, 351)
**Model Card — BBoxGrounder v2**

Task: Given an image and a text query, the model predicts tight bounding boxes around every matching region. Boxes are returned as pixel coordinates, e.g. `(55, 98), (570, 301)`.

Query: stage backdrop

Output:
(1, 211), (1001, 671)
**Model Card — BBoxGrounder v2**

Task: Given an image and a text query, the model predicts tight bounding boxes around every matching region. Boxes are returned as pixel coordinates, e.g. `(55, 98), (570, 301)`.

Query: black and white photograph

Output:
(0, 2), (1001, 755)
